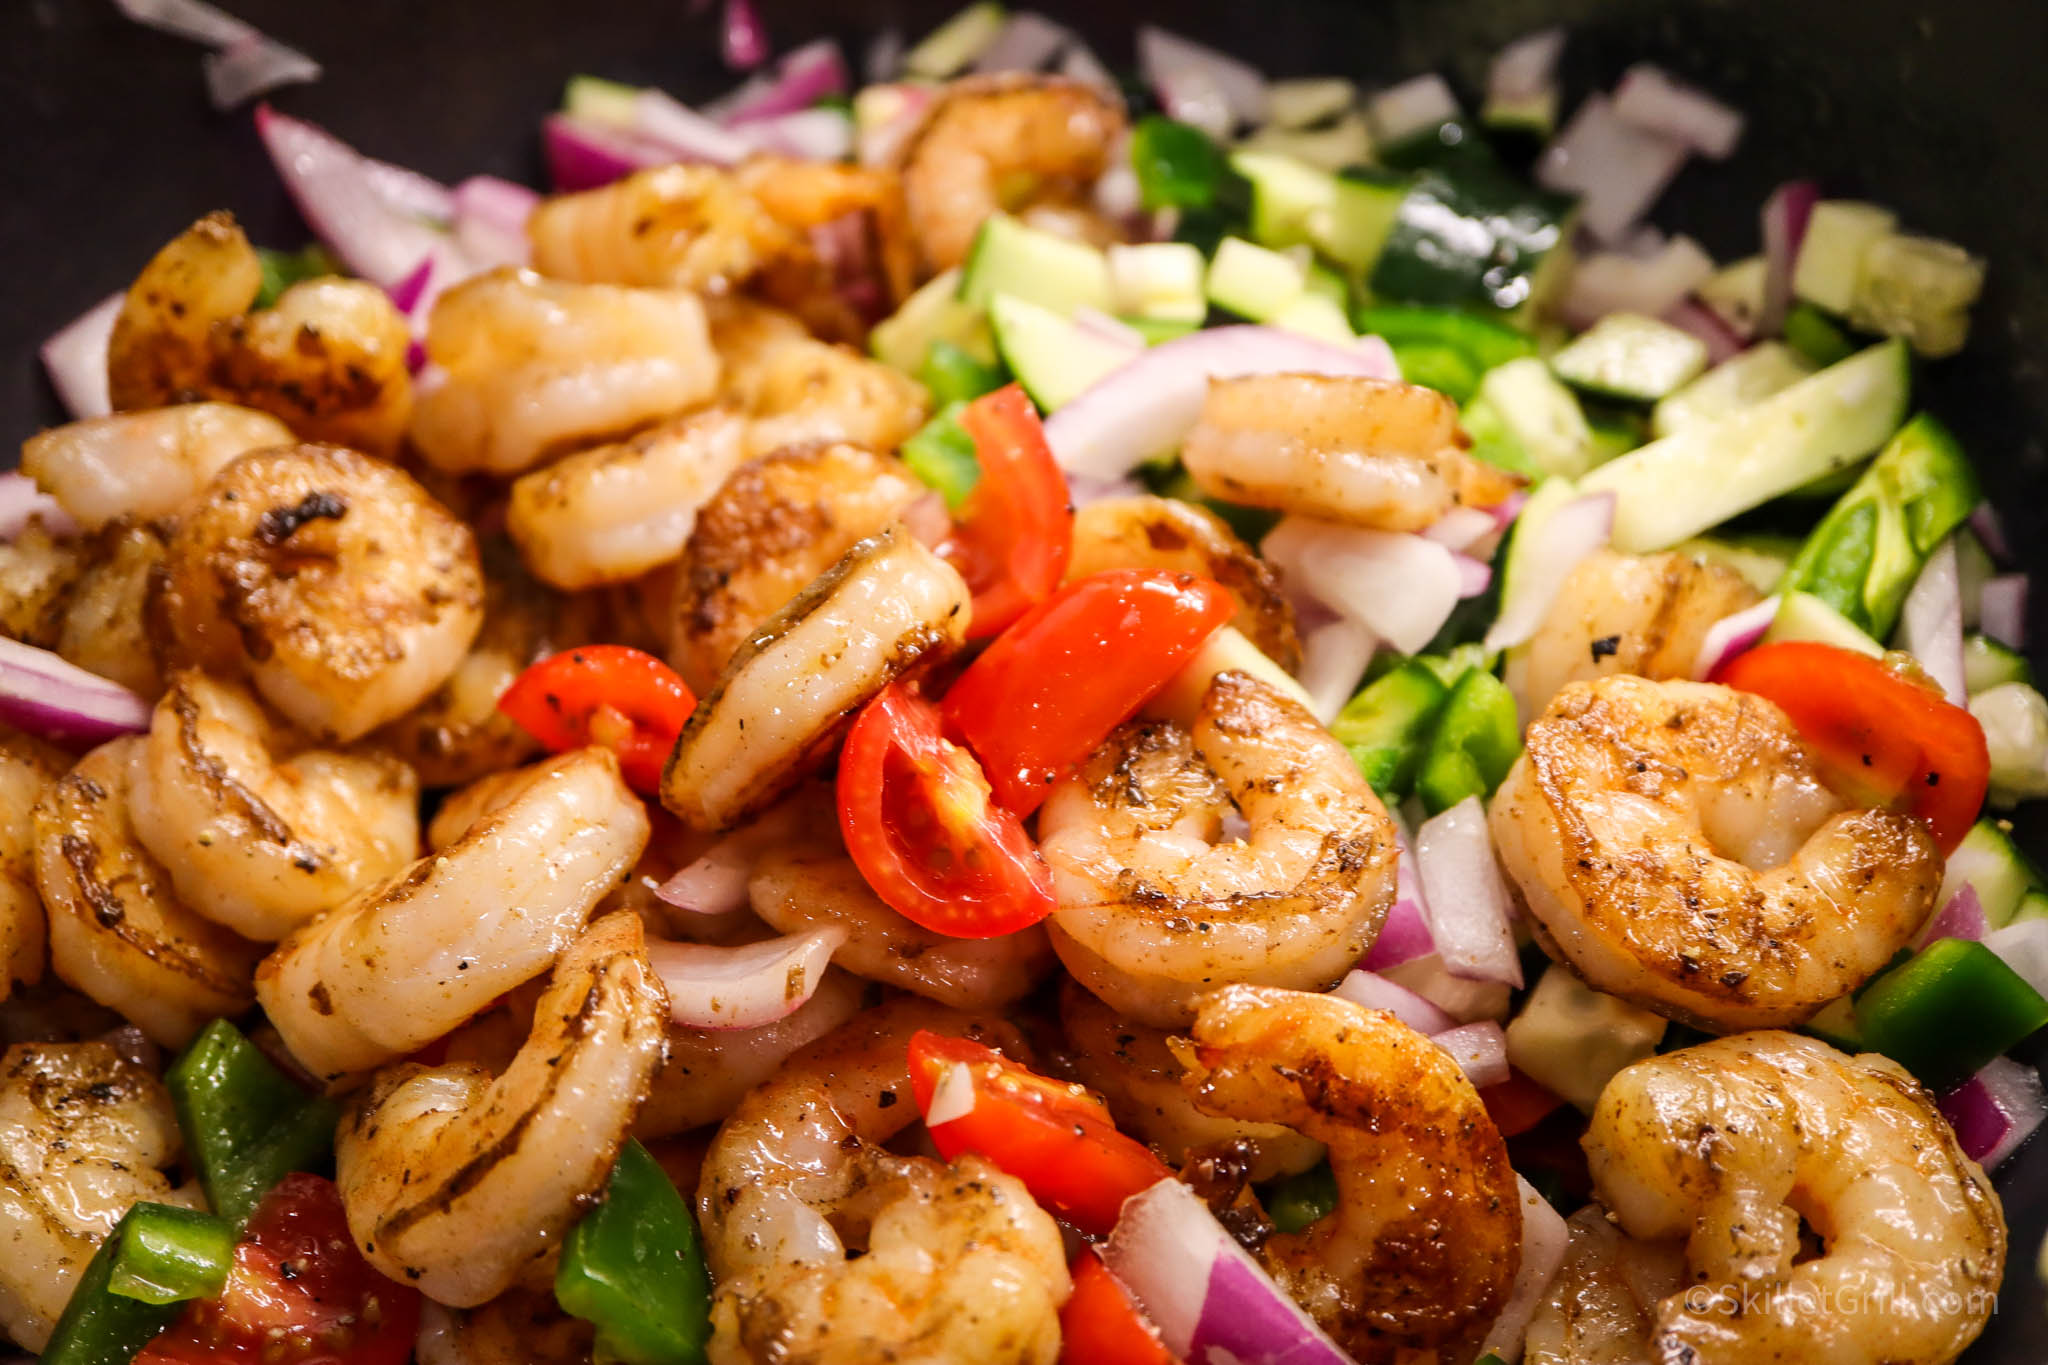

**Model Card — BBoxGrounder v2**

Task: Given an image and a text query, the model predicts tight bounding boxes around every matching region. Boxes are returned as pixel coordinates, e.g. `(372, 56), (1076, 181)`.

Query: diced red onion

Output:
(1920, 883), (1987, 948)
(898, 491), (954, 549)
(720, 0), (770, 70)
(1489, 28), (1565, 105)
(1611, 63), (1744, 159)
(387, 257), (435, 316)
(1137, 26), (1269, 139)
(972, 11), (1071, 73)
(1296, 618), (1378, 725)
(1380, 953), (1513, 1023)
(203, 32), (320, 110)
(1362, 829), (1437, 972)
(656, 834), (762, 916)
(1558, 236), (1716, 330)
(1059, 41), (1117, 93)
(634, 89), (756, 164)
(1690, 594), (1780, 680)
(1330, 968), (1455, 1034)
(1045, 326), (1397, 483)
(1940, 1056), (2046, 1169)
(1538, 94), (1690, 243)
(359, 158), (458, 226)
(1105, 1178), (1354, 1365)
(1264, 518), (1463, 656)
(1980, 574), (2029, 649)
(1483, 493), (1616, 653)
(1433, 1021), (1510, 1088)
(1414, 796), (1524, 987)
(115, 0), (253, 45)
(648, 926), (846, 1030)
(1070, 308), (1147, 352)
(256, 104), (460, 290)
(1479, 1176), (1571, 1359)
(1969, 504), (2011, 564)
(1758, 180), (1819, 335)
(1367, 73), (1460, 147)
(742, 107), (854, 162)
(1455, 553), (1493, 599)
(1662, 299), (1743, 366)
(544, 113), (672, 190)
(1900, 538), (1967, 704)
(0, 474), (76, 542)
(40, 292), (123, 421)
(924, 1059), (978, 1126)
(0, 638), (152, 748)
(863, 29), (905, 85)
(450, 176), (538, 269)
(710, 38), (850, 124)
(1984, 918), (2048, 998)
(1421, 505), (1498, 552)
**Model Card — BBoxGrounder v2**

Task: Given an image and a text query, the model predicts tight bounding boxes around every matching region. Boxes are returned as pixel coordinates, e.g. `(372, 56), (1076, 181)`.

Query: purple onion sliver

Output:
(721, 0), (770, 69)
(1431, 1021), (1511, 1088)
(1662, 299), (1743, 365)
(1330, 968), (1454, 1034)
(1361, 896), (1436, 972)
(716, 39), (850, 124)
(1758, 180), (1819, 336)
(204, 32), (322, 111)
(40, 292), (124, 421)
(1454, 554), (1493, 599)
(1969, 503), (2012, 563)
(1980, 574), (2029, 650)
(1610, 63), (1744, 159)
(0, 638), (152, 748)
(0, 473), (77, 542)
(543, 113), (668, 191)
(1939, 1057), (2045, 1168)
(972, 10), (1072, 73)
(1923, 884), (1987, 945)
(1690, 594), (1779, 680)
(1189, 1248), (1354, 1365)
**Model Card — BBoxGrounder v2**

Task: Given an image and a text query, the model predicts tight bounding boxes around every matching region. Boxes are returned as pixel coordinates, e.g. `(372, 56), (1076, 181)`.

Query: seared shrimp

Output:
(0, 519), (81, 645)
(337, 910), (668, 1306)
(0, 1041), (203, 1352)
(126, 671), (419, 942)
(1584, 1031), (2004, 1365)
(1183, 374), (1523, 531)
(49, 522), (166, 700)
(33, 739), (261, 1046)
(898, 74), (1126, 273)
(1489, 676), (1941, 1031)
(1522, 1204), (1686, 1365)
(258, 747), (648, 1080)
(1, 728), (66, 1000)
(410, 267), (721, 477)
(418, 1291), (594, 1365)
(153, 443), (485, 743)
(698, 997), (1070, 1365)
(20, 403), (292, 530)
(106, 213), (413, 454)
(529, 163), (793, 292)
(1040, 671), (1396, 1028)
(1183, 985), (1521, 1363)
(662, 526), (969, 831)
(738, 157), (918, 340)
(1518, 550), (1761, 716)
(710, 300), (929, 460)
(508, 408), (749, 590)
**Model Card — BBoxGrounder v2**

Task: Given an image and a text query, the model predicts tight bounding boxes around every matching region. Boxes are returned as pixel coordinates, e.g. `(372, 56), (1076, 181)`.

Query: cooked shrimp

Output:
(1518, 550), (1761, 717)
(49, 522), (167, 700)
(410, 267), (721, 476)
(898, 74), (1125, 273)
(1067, 494), (1301, 672)
(152, 443), (485, 743)
(337, 910), (668, 1306)
(710, 300), (929, 460)
(1039, 670), (1396, 1028)
(698, 997), (1069, 1365)
(662, 526), (969, 831)
(1, 728), (66, 1001)
(106, 213), (413, 454)
(507, 408), (750, 590)
(528, 163), (794, 292)
(0, 1040), (203, 1352)
(1522, 1204), (1686, 1365)
(1584, 1031), (2004, 1365)
(738, 157), (917, 342)
(1182, 984), (1521, 1363)
(33, 738), (261, 1046)
(417, 1291), (595, 1365)
(0, 519), (85, 646)
(20, 403), (293, 530)
(126, 671), (419, 942)
(667, 440), (930, 691)
(1183, 374), (1523, 532)
(257, 747), (648, 1080)
(1489, 675), (1941, 1031)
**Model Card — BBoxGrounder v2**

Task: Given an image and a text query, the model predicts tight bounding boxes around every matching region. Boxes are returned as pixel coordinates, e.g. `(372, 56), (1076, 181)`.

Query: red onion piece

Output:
(255, 104), (460, 290)
(710, 38), (850, 124)
(1455, 553), (1493, 599)
(543, 113), (673, 190)
(39, 292), (123, 421)
(1611, 63), (1744, 159)
(1758, 180), (1819, 335)
(0, 638), (152, 748)
(0, 474), (76, 542)
(863, 29), (905, 85)
(1296, 617), (1378, 724)
(203, 32), (320, 110)
(1537, 93), (1690, 243)
(115, 0), (251, 45)
(973, 11), (1072, 73)
(1432, 1021), (1510, 1088)
(1059, 41), (1117, 93)
(1330, 968), (1455, 1035)
(634, 89), (756, 164)
(1558, 236), (1716, 330)
(647, 926), (846, 1030)
(1070, 308), (1147, 352)
(1483, 493), (1616, 653)
(1264, 518), (1463, 656)
(1690, 594), (1780, 680)
(1969, 504), (2011, 563)
(451, 176), (538, 270)
(1489, 28), (1565, 105)
(1980, 574), (2029, 649)
(1414, 796), (1523, 987)
(720, 0), (770, 70)
(1920, 883), (1987, 948)
(1367, 73), (1460, 147)
(1662, 299), (1743, 366)
(387, 257), (435, 316)
(1900, 538), (1967, 704)
(741, 107), (854, 162)
(1137, 26), (1269, 138)
(1939, 1056), (2046, 1169)
(1420, 505), (1498, 552)
(657, 836), (758, 916)
(1984, 919), (2048, 998)
(898, 491), (954, 550)
(1361, 831), (1436, 972)
(1479, 1177), (1571, 1358)
(359, 158), (459, 226)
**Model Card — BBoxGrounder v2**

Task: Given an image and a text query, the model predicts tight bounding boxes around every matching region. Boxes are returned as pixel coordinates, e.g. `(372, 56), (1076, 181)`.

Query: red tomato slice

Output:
(1714, 642), (1988, 854)
(1061, 1249), (1179, 1365)
(945, 384), (1074, 639)
(907, 1030), (1172, 1236)
(497, 644), (695, 794)
(1478, 1068), (1566, 1139)
(944, 569), (1234, 815)
(137, 1174), (420, 1365)
(838, 681), (1056, 938)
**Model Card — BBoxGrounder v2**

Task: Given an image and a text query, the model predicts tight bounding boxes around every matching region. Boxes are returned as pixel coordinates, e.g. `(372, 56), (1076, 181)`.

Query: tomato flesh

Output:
(945, 384), (1074, 639)
(498, 644), (695, 794)
(1478, 1069), (1566, 1138)
(1060, 1249), (1179, 1365)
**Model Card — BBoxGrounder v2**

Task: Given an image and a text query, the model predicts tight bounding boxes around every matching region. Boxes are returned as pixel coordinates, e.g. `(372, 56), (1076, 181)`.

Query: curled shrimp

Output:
(48, 522), (168, 701)
(528, 163), (793, 292)
(20, 403), (293, 530)
(898, 74), (1126, 273)
(1181, 984), (1522, 1363)
(1522, 1203), (1687, 1365)
(105, 213), (413, 455)
(410, 267), (722, 477)
(697, 997), (1070, 1365)
(125, 671), (419, 942)
(1, 727), (67, 1001)
(710, 299), (929, 461)
(336, 910), (669, 1306)
(1517, 550), (1761, 717)
(0, 518), (81, 645)
(1183, 374), (1523, 532)
(152, 443), (485, 743)
(257, 747), (648, 1081)
(1584, 1031), (2004, 1365)
(737, 157), (918, 341)
(0, 1040), (204, 1352)
(418, 1291), (594, 1365)
(1489, 675), (1941, 1031)
(33, 738), (262, 1046)
(1039, 670), (1397, 1028)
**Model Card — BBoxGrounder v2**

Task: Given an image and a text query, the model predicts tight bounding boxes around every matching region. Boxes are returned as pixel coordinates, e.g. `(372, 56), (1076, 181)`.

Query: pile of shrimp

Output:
(0, 68), (2008, 1365)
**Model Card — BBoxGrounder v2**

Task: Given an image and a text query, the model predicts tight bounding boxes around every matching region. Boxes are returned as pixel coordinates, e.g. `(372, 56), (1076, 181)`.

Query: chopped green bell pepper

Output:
(900, 401), (982, 512)
(1354, 305), (1538, 374)
(917, 338), (1006, 407)
(1368, 164), (1575, 321)
(1783, 303), (1856, 368)
(1389, 341), (1481, 403)
(1330, 660), (1450, 802)
(1129, 116), (1234, 213)
(556, 1140), (713, 1365)
(107, 1203), (235, 1306)
(1262, 1158), (1338, 1234)
(1415, 667), (1521, 815)
(39, 1207), (189, 1365)
(1854, 937), (2048, 1089)
(166, 1019), (340, 1229)
(254, 244), (342, 310)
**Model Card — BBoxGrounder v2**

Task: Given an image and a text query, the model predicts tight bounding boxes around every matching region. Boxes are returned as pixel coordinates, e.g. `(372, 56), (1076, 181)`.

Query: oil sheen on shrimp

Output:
(1039, 671), (1396, 1028)
(1584, 1031), (2004, 1365)
(1182, 374), (1523, 532)
(1, 727), (67, 1001)
(528, 163), (795, 291)
(19, 403), (292, 530)
(709, 299), (929, 460)
(697, 997), (1070, 1365)
(1489, 675), (1941, 1031)
(47, 522), (168, 701)
(336, 910), (668, 1306)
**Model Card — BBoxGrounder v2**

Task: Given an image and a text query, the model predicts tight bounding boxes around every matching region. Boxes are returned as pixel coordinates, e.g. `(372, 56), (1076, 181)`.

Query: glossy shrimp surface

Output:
(0, 727), (66, 1002)
(20, 402), (292, 530)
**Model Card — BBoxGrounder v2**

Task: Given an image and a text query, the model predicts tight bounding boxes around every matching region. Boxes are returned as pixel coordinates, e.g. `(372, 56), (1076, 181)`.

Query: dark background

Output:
(4, 0), (2047, 1354)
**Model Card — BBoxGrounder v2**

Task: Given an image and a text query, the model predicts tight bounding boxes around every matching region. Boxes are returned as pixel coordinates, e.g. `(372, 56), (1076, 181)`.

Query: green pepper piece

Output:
(1783, 303), (1856, 368)
(1853, 938), (2048, 1089)
(900, 401), (982, 512)
(254, 244), (342, 310)
(1354, 306), (1538, 373)
(917, 338), (1006, 407)
(1414, 667), (1521, 815)
(166, 1019), (341, 1229)
(1262, 1159), (1338, 1234)
(1129, 115), (1232, 213)
(1330, 660), (1450, 801)
(1368, 164), (1575, 320)
(1390, 342), (1480, 404)
(106, 1203), (235, 1305)
(556, 1140), (713, 1365)
(40, 1208), (187, 1365)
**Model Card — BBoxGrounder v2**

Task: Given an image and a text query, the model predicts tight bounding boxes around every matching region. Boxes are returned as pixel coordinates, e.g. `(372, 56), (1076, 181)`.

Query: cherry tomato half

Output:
(497, 644), (695, 794)
(1060, 1250), (1178, 1365)
(944, 569), (1235, 815)
(1477, 1068), (1567, 1139)
(1715, 642), (1988, 854)
(907, 1030), (1172, 1236)
(944, 384), (1074, 639)
(838, 681), (1056, 938)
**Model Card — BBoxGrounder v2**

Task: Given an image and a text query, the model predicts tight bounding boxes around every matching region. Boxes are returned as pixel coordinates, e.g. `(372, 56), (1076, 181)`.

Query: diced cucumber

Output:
(869, 267), (993, 375)
(1320, 169), (1409, 274)
(1549, 313), (1709, 403)
(1107, 243), (1208, 322)
(2016, 890), (2048, 925)
(1460, 396), (1537, 478)
(903, 1), (1007, 78)
(562, 74), (639, 126)
(1491, 475), (1582, 634)
(917, 339), (1005, 405)
(1584, 406), (1647, 464)
(1304, 260), (1349, 305)
(1505, 965), (1668, 1112)
(1478, 358), (1598, 478)
(1230, 150), (1339, 251)
(1650, 342), (1813, 439)
(1762, 590), (1885, 657)
(1580, 340), (1910, 552)
(1847, 233), (1986, 359)
(1696, 254), (1767, 339)
(1121, 315), (1203, 346)
(987, 294), (1133, 412)
(959, 215), (1112, 316)
(1269, 292), (1356, 343)
(1956, 528), (1995, 627)
(1236, 114), (1374, 173)
(1369, 163), (1575, 321)
(1674, 534), (1799, 593)
(1965, 632), (2033, 695)
(1791, 200), (1898, 315)
(1205, 236), (1308, 321)
(1971, 683), (2048, 808)
(1937, 819), (2044, 930)
(1266, 77), (1358, 130)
